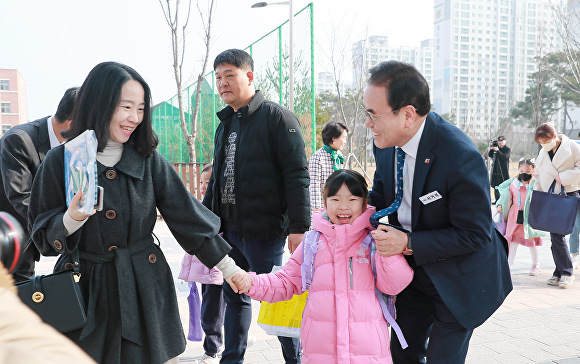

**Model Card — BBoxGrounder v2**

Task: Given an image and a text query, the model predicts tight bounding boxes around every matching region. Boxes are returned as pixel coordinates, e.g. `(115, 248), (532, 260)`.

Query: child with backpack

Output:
(238, 169), (413, 363)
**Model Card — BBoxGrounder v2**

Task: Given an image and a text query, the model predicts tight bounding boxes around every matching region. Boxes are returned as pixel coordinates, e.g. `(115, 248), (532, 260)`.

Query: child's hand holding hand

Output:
(227, 270), (253, 294)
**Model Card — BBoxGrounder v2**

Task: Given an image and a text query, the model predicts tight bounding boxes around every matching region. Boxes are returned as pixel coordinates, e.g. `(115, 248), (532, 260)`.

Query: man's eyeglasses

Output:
(519, 158), (535, 165)
(360, 105), (398, 122)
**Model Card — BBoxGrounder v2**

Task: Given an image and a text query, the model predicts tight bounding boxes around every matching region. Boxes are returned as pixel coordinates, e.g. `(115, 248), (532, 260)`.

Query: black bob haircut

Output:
(213, 49), (254, 71)
(323, 169), (368, 208)
(322, 121), (349, 146)
(64, 62), (158, 156)
(368, 60), (431, 116)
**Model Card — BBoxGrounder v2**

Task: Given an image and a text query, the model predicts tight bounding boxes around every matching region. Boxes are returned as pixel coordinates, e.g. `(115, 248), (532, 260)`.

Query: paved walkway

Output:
(36, 222), (580, 363)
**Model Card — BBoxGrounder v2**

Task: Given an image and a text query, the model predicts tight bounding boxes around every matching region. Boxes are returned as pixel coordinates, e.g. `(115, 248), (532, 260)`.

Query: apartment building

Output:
(432, 0), (563, 140)
(0, 68), (28, 135)
(351, 35), (434, 93)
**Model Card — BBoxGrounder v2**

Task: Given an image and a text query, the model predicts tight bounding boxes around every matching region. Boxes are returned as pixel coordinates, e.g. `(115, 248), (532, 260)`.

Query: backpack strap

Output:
(363, 233), (409, 349)
(301, 230), (321, 292)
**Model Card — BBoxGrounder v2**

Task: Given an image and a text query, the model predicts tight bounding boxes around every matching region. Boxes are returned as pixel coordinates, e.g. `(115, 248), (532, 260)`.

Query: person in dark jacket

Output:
(27, 62), (248, 364)
(488, 135), (510, 201)
(364, 61), (511, 363)
(203, 49), (310, 364)
(0, 87), (78, 282)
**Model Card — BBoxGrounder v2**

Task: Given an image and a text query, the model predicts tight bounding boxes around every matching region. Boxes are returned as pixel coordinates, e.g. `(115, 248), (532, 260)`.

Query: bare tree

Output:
(159, 0), (217, 166)
(547, 1), (580, 99)
(317, 19), (371, 177)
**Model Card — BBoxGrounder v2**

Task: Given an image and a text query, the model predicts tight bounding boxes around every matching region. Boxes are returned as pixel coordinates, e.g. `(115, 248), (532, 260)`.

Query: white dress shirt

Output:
(379, 120), (426, 232)
(46, 116), (65, 149)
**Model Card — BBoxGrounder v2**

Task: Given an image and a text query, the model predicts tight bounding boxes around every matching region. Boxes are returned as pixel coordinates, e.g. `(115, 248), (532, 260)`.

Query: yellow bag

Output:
(257, 291), (308, 338)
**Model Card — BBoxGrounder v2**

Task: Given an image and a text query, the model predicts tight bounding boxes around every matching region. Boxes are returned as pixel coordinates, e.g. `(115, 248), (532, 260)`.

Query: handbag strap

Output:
(71, 250), (81, 282)
(548, 179), (566, 195)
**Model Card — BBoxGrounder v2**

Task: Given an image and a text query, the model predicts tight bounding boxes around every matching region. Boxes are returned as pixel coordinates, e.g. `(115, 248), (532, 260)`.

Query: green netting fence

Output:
(152, 2), (315, 163)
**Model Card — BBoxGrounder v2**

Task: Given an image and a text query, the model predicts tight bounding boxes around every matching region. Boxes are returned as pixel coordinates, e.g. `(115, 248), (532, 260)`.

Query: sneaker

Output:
(198, 354), (219, 364)
(559, 275), (575, 288)
(573, 255), (579, 270)
(247, 333), (257, 348)
(529, 265), (541, 276)
(547, 276), (560, 286)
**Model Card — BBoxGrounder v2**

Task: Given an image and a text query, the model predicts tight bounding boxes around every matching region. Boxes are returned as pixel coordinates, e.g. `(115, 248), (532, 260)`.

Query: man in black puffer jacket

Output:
(203, 49), (309, 364)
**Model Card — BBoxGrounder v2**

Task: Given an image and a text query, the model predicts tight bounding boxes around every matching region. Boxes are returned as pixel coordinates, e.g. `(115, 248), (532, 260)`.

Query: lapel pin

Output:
(425, 158), (430, 164)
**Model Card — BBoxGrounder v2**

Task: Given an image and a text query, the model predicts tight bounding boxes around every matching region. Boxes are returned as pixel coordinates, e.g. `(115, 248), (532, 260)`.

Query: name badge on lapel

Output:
(419, 191), (442, 205)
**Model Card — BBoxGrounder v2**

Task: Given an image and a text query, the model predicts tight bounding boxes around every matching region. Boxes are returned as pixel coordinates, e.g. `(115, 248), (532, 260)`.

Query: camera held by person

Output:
(488, 136), (511, 202)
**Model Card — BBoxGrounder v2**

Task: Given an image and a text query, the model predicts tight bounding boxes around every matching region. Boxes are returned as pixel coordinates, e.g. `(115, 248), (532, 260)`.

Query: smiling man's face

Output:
(363, 84), (406, 149)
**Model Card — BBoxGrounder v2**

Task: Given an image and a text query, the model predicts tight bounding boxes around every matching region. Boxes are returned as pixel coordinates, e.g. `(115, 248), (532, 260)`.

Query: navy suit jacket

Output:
(0, 117), (51, 230)
(369, 112), (512, 329)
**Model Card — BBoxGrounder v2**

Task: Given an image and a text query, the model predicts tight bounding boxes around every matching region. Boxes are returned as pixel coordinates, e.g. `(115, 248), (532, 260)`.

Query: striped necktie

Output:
(370, 147), (406, 228)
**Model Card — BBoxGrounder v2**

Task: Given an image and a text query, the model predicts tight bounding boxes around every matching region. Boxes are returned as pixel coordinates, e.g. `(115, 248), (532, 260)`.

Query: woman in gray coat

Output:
(28, 62), (247, 364)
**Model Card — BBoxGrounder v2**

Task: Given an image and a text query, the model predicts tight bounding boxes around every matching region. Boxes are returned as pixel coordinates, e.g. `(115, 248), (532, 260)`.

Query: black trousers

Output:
(391, 258), (473, 364)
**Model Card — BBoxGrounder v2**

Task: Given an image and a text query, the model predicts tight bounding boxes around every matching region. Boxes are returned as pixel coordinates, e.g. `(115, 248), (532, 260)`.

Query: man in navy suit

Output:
(0, 87), (78, 282)
(363, 61), (512, 363)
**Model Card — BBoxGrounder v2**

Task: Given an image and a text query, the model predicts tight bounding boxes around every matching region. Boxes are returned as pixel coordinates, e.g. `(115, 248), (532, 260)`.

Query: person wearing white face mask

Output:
(533, 122), (580, 288)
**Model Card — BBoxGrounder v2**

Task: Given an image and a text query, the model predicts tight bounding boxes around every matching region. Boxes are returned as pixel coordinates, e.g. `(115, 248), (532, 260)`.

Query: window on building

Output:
(1, 102), (10, 114)
(1, 125), (10, 134)
(0, 80), (9, 91)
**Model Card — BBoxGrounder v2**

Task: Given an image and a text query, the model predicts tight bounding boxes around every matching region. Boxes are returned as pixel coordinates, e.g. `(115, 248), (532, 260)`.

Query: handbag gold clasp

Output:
(32, 291), (44, 303)
(73, 273), (81, 283)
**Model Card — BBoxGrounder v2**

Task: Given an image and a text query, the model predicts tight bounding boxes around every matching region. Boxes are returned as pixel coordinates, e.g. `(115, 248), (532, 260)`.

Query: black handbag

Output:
(15, 251), (86, 333)
(528, 180), (580, 236)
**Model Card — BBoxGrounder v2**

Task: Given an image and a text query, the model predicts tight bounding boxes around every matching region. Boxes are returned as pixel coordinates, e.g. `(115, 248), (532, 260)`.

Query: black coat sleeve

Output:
(28, 147), (82, 256)
(1, 130), (37, 221)
(496, 146), (510, 161)
(272, 109), (310, 234)
(152, 152), (230, 269)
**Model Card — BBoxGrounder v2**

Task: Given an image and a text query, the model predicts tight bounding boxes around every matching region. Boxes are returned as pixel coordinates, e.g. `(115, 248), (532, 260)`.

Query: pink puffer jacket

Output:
(247, 206), (414, 363)
(178, 253), (223, 285)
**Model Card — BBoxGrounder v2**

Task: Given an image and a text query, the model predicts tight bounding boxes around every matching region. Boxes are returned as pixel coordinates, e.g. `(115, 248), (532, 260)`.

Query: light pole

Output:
(251, 1), (294, 111)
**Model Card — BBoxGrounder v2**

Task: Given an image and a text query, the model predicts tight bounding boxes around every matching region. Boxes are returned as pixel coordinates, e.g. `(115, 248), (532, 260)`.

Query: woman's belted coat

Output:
(28, 142), (231, 364)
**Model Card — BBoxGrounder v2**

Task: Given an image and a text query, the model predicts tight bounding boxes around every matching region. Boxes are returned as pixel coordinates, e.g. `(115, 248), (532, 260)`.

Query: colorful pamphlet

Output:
(64, 130), (99, 214)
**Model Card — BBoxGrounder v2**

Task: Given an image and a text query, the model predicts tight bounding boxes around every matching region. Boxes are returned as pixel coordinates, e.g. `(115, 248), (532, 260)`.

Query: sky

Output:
(0, 0), (434, 121)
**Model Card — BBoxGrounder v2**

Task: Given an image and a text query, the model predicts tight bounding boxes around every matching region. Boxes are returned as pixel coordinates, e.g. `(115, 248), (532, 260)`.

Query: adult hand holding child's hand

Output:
(225, 270), (253, 294)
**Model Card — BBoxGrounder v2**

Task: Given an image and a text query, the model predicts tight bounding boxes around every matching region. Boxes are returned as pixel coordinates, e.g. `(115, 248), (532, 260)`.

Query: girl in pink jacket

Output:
(244, 170), (413, 363)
